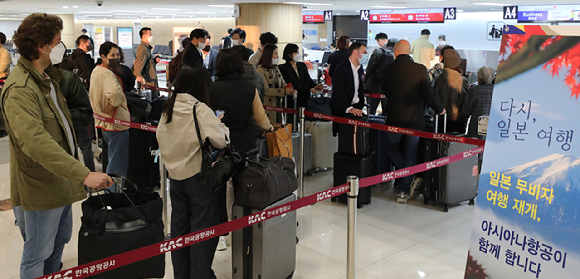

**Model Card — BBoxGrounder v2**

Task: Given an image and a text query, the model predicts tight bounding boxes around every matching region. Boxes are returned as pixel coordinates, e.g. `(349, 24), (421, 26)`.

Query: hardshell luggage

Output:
(368, 115), (392, 178)
(234, 156), (298, 209)
(292, 132), (313, 175)
(338, 114), (371, 156)
(127, 127), (160, 192)
(332, 152), (372, 208)
(306, 121), (337, 170)
(421, 115), (479, 212)
(78, 175), (165, 279)
(232, 194), (297, 279)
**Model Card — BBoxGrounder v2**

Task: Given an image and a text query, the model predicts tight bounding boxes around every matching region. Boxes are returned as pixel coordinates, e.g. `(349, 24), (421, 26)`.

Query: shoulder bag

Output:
(193, 102), (242, 192)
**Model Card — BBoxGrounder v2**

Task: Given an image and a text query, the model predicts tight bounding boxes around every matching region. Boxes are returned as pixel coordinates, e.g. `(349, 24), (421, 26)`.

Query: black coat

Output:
(330, 59), (365, 117)
(381, 54), (444, 131)
(210, 73), (258, 156)
(364, 47), (395, 94)
(71, 48), (94, 89)
(279, 62), (317, 109)
(328, 49), (349, 78)
(181, 44), (203, 66)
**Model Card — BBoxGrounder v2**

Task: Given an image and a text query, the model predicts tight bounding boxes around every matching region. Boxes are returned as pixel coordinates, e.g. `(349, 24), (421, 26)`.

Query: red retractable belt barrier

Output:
(364, 93), (386, 99)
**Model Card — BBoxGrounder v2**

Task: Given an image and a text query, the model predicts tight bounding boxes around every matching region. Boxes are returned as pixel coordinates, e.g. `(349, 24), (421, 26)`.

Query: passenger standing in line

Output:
(182, 28), (206, 66)
(460, 66), (495, 137)
(113, 45), (136, 93)
(221, 28), (233, 49)
(436, 34), (447, 55)
(72, 35), (94, 89)
(157, 63), (229, 279)
(433, 48), (469, 134)
(230, 28), (254, 56)
(328, 35), (350, 78)
(381, 40), (445, 203)
(249, 32), (278, 69)
(0, 32), (11, 80)
(232, 45), (265, 100)
(90, 42), (130, 190)
(411, 29), (436, 69)
(364, 32), (395, 115)
(133, 27), (159, 98)
(429, 45), (455, 86)
(256, 44), (295, 123)
(53, 42), (96, 172)
(4, 14), (112, 279)
(279, 43), (324, 120)
(201, 32), (218, 78)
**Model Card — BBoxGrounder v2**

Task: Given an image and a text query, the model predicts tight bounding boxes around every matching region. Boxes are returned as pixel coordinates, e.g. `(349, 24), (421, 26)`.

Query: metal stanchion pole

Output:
(159, 154), (171, 239)
(347, 176), (359, 279)
(298, 107), (306, 198)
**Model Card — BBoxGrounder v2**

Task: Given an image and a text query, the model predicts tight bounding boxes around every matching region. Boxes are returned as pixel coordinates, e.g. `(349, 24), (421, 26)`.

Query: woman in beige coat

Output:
(256, 43), (295, 123)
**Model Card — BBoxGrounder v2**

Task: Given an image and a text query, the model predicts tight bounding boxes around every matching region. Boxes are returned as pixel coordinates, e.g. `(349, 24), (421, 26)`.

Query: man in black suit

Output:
(202, 33), (218, 78)
(382, 40), (446, 203)
(182, 28), (206, 66)
(330, 42), (367, 119)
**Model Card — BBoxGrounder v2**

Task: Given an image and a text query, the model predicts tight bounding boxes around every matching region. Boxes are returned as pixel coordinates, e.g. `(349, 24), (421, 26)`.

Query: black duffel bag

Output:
(234, 156), (298, 209)
(78, 175), (165, 279)
(306, 92), (332, 121)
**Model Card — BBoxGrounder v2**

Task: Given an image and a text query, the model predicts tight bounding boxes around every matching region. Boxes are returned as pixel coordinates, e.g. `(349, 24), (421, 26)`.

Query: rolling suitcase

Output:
(291, 132), (313, 175)
(421, 115), (479, 212)
(127, 127), (160, 192)
(232, 194), (297, 279)
(332, 152), (372, 208)
(338, 114), (371, 156)
(306, 121), (337, 171)
(368, 115), (392, 179)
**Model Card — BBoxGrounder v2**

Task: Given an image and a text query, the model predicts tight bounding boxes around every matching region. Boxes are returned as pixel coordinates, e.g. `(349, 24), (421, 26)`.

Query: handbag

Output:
(234, 156), (298, 209)
(265, 123), (293, 158)
(78, 175), (165, 279)
(193, 102), (242, 192)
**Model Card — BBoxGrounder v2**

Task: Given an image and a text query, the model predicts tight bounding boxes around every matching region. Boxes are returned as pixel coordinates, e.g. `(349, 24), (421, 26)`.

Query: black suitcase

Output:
(127, 127), (160, 192)
(338, 114), (371, 156)
(420, 116), (479, 212)
(331, 152), (372, 208)
(368, 115), (392, 178)
(232, 194), (297, 279)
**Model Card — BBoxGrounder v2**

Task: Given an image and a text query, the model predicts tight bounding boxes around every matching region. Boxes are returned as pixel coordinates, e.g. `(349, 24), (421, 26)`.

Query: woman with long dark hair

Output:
(256, 44), (295, 123)
(156, 63), (229, 279)
(433, 48), (469, 133)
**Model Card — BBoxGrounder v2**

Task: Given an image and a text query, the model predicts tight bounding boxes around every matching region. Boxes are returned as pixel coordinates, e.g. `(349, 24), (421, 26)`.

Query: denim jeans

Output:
(13, 205), (72, 279)
(75, 126), (95, 172)
(384, 132), (419, 194)
(170, 174), (226, 279)
(102, 129), (129, 191)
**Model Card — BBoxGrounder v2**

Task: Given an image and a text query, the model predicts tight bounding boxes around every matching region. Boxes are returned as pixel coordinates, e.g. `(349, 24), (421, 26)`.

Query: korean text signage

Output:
(369, 8), (445, 23)
(303, 11), (324, 23)
(518, 5), (580, 23)
(465, 25), (580, 278)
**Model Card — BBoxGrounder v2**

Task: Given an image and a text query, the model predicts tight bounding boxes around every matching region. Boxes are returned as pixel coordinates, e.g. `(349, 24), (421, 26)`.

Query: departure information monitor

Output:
(369, 8), (445, 23)
(518, 5), (580, 23)
(303, 11), (325, 23)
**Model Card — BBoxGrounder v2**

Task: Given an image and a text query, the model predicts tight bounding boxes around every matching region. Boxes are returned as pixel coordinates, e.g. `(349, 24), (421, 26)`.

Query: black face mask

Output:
(203, 45), (211, 52)
(108, 58), (121, 68)
(87, 44), (94, 52)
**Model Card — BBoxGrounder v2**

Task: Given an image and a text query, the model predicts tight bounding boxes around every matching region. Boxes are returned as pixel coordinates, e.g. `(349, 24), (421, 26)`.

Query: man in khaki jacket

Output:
(1, 13), (111, 279)
(411, 29), (436, 69)
(133, 27), (159, 97)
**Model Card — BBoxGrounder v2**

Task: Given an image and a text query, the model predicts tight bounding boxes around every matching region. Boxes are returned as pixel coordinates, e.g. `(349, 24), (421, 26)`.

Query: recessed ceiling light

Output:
(63, 6), (69, 9)
(207, 5), (233, 8)
(284, 2), (334, 6)
(79, 11), (111, 14)
(73, 6), (78, 8)
(473, 2), (512, 6)
(151, 8), (185, 11)
(367, 6), (408, 9)
(109, 10), (147, 13)
(184, 11), (216, 14)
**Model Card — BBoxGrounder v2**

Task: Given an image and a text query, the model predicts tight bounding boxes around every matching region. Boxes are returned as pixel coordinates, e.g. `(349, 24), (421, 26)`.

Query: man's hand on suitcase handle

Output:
(347, 108), (364, 117)
(84, 172), (114, 191)
(439, 108), (447, 115)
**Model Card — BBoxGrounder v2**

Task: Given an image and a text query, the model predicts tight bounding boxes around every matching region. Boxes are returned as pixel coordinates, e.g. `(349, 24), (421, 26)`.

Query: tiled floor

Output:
(0, 167), (477, 279)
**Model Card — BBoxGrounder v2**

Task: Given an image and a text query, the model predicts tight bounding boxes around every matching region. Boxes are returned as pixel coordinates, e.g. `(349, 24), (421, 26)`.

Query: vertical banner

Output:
(465, 25), (580, 278)
(117, 27), (133, 49)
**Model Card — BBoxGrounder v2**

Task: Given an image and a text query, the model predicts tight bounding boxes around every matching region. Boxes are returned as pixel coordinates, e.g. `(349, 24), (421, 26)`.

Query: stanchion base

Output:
(331, 197), (337, 202)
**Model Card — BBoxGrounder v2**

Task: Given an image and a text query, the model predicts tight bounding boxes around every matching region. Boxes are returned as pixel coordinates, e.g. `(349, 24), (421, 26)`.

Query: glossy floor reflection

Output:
(0, 169), (477, 279)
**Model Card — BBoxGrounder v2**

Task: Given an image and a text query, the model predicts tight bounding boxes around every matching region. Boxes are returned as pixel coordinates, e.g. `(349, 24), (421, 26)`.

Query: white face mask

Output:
(272, 58), (279, 65)
(231, 39), (240, 46)
(293, 53), (300, 61)
(147, 36), (153, 43)
(438, 41), (446, 46)
(359, 54), (369, 65)
(49, 42), (66, 65)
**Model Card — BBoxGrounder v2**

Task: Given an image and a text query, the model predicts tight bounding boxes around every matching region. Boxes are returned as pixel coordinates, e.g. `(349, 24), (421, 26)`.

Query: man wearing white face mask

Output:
(133, 27), (159, 98)
(2, 14), (112, 279)
(182, 28), (206, 66)
(330, 42), (367, 122)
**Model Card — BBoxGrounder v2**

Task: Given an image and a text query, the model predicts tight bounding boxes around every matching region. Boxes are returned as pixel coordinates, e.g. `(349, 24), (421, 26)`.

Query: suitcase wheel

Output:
(331, 197), (337, 202)
(469, 199), (475, 206)
(443, 204), (449, 213)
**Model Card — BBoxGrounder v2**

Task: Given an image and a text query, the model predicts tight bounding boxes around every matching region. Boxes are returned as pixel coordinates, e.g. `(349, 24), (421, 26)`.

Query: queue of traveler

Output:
(0, 12), (496, 279)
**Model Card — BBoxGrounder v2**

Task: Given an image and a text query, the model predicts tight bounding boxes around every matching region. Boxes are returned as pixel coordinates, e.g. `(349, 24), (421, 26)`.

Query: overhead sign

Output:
(117, 27), (133, 49)
(369, 8), (445, 23)
(324, 10), (332, 21)
(465, 24), (580, 279)
(503, 6), (518, 20)
(360, 10), (370, 21)
(487, 22), (504, 41)
(518, 5), (580, 23)
(303, 11), (324, 23)
(444, 7), (456, 20)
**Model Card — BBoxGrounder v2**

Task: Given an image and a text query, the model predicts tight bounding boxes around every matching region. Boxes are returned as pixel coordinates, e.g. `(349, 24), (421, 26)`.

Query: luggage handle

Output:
(434, 113), (448, 134)
(92, 174), (140, 210)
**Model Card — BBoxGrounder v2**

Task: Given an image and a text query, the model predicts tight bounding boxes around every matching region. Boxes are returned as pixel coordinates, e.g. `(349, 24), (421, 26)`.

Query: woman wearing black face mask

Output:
(89, 42), (130, 191)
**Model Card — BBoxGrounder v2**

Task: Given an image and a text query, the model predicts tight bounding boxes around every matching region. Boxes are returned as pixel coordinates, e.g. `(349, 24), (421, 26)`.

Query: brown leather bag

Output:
(266, 124), (293, 158)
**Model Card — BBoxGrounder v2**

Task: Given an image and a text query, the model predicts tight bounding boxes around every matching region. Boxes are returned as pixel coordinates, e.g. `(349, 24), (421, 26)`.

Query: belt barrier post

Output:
(347, 176), (359, 279)
(159, 154), (171, 239)
(298, 107), (306, 198)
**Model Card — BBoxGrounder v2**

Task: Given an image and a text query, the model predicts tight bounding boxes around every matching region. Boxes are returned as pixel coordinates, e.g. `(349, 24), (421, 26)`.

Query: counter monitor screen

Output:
(303, 11), (325, 23)
(369, 8), (445, 23)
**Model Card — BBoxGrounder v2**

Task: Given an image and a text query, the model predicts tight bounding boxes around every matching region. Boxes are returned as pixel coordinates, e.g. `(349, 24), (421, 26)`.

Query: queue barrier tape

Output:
(93, 113), (157, 133)
(364, 93), (386, 99)
(40, 141), (484, 279)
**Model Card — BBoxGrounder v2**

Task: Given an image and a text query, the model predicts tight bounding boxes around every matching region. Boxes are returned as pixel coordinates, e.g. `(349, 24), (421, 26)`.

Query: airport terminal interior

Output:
(0, 0), (577, 278)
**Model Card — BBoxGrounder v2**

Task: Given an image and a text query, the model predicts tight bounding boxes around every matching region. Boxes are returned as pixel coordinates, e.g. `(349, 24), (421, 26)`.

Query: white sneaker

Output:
(409, 176), (423, 200)
(217, 236), (227, 251)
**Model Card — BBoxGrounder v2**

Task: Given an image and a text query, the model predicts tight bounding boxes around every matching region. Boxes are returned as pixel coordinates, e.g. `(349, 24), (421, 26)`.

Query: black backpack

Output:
(373, 48), (394, 82)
